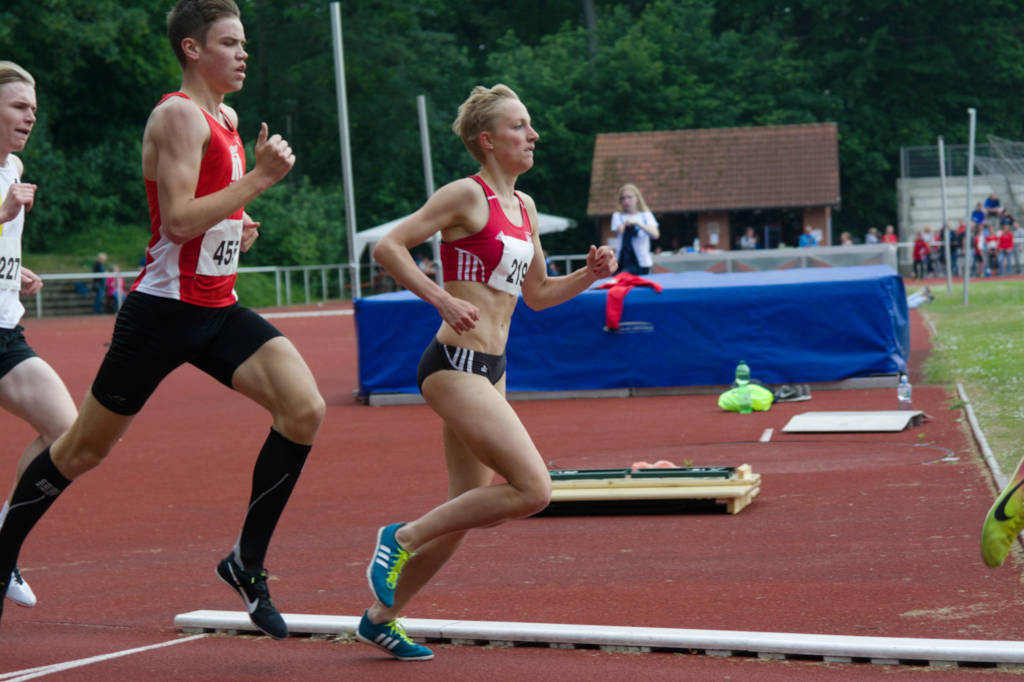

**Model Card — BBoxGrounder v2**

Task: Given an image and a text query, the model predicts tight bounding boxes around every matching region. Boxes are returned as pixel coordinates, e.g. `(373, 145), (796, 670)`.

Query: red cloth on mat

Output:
(596, 272), (663, 330)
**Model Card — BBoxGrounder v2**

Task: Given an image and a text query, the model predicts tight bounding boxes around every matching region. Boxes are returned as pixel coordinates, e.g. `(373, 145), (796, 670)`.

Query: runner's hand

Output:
(587, 245), (616, 279)
(241, 212), (260, 252)
(0, 183), (36, 223)
(20, 266), (42, 295)
(437, 293), (479, 335)
(252, 123), (295, 187)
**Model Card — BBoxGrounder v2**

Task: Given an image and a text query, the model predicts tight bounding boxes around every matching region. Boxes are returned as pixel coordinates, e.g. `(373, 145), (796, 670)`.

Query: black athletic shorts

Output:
(91, 291), (283, 415)
(416, 337), (506, 392)
(0, 325), (38, 380)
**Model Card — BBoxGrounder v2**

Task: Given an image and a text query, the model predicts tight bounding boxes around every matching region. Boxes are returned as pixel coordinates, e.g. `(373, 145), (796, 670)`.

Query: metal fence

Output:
(29, 264), (354, 318)
(900, 144), (993, 179)
(28, 246), (910, 318)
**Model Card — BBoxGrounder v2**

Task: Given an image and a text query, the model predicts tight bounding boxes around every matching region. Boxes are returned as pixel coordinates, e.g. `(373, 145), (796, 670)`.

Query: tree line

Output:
(4, 0), (1022, 265)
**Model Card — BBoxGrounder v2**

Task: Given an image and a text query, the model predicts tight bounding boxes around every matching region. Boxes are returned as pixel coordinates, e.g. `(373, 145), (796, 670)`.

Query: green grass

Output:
(920, 279), (1024, 475)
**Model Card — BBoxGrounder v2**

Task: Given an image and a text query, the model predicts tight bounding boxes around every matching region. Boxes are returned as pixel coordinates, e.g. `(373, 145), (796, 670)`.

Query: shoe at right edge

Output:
(6, 566), (36, 607)
(981, 457), (1024, 568)
(216, 554), (288, 639)
(356, 610), (434, 661)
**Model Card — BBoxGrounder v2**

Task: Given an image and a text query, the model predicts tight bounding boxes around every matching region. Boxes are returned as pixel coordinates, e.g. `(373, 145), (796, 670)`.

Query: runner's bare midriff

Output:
(435, 279), (518, 354)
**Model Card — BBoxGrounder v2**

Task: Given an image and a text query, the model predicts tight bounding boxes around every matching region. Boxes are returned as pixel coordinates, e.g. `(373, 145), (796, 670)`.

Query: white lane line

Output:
(759, 428), (773, 442)
(1, 634), (207, 681)
(261, 309), (352, 319)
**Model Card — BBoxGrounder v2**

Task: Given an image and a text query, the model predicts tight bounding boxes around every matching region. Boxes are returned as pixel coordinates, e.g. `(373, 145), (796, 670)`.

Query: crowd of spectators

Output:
(615, 194), (1024, 278)
(965, 194), (1022, 277)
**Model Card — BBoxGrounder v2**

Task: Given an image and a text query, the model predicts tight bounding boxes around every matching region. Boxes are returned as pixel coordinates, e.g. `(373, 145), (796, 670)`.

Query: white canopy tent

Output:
(354, 212), (577, 261)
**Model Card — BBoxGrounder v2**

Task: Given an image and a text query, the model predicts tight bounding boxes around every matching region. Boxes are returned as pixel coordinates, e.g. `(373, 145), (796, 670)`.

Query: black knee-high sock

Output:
(235, 428), (310, 571)
(0, 448), (71, 593)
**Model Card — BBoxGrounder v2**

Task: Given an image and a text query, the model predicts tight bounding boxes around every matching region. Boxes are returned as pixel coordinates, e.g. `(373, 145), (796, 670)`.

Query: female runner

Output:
(359, 84), (616, 660)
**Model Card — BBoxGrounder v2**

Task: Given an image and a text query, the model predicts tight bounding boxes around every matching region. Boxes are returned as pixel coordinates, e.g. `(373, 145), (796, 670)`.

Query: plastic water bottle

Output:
(735, 360), (752, 414)
(897, 374), (912, 410)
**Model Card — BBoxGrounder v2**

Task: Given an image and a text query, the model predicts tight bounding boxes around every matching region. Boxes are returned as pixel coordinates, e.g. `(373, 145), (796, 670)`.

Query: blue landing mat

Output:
(354, 265), (908, 397)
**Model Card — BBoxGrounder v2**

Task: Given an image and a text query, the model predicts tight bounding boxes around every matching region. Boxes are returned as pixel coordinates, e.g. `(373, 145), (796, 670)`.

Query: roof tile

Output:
(587, 123), (840, 215)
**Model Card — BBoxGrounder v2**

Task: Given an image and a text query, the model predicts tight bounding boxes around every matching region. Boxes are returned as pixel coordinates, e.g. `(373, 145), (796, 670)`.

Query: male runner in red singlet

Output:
(0, 0), (324, 639)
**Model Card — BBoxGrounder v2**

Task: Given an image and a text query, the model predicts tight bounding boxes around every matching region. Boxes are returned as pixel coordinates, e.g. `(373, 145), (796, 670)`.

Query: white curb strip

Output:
(175, 610), (1024, 667)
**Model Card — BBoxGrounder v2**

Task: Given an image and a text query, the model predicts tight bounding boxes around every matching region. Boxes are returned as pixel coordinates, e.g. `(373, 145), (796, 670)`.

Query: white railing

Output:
(652, 243), (898, 273)
(28, 245), (918, 318)
(29, 264), (356, 318)
(544, 245), (900, 276)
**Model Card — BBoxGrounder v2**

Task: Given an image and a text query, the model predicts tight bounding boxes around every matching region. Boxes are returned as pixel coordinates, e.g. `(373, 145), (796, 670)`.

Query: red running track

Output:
(0, 304), (1021, 681)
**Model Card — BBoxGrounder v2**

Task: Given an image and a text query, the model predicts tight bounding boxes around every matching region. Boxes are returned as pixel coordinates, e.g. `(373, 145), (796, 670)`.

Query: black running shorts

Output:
(416, 337), (506, 392)
(91, 291), (283, 415)
(0, 325), (38, 380)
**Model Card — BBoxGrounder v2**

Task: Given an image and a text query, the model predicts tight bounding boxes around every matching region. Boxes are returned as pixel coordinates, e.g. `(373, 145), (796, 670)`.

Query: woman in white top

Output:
(611, 183), (659, 275)
(0, 62), (77, 610)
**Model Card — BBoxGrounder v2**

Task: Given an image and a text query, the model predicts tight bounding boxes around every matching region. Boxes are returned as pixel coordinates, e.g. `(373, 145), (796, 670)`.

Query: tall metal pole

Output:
(583, 0), (597, 59)
(330, 3), (360, 299)
(417, 94), (443, 286)
(417, 95), (435, 199)
(937, 136), (953, 293)
(963, 108), (976, 305)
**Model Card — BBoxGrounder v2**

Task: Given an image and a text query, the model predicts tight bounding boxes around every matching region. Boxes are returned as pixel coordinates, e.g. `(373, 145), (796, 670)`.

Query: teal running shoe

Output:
(356, 610), (434, 661)
(367, 523), (411, 607)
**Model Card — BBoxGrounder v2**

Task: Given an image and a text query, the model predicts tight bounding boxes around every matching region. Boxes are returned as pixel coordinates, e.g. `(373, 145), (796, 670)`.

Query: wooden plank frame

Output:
(548, 464), (760, 514)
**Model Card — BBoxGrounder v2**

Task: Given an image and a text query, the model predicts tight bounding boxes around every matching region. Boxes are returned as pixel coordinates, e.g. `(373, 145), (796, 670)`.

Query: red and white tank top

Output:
(440, 175), (534, 295)
(132, 92), (245, 307)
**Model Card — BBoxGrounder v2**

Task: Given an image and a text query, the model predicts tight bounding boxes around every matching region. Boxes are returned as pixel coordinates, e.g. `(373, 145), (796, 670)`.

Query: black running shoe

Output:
(216, 554), (288, 639)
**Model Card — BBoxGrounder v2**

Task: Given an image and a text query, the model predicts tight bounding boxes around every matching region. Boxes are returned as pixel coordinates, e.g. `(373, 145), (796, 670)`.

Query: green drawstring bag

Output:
(718, 384), (774, 412)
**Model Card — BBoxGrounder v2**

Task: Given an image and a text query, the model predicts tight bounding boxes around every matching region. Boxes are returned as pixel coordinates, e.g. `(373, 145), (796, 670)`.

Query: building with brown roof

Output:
(587, 123), (840, 251)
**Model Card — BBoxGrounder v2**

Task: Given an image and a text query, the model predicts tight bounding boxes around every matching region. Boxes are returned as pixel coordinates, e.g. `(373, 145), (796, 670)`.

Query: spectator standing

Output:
(952, 220), (967, 276)
(971, 202), (986, 226)
(998, 223), (1014, 276)
(971, 224), (985, 277)
(999, 212), (1015, 272)
(543, 249), (561, 276)
(91, 252), (107, 314)
(882, 224), (898, 244)
(798, 225), (818, 247)
(865, 227), (880, 244)
(414, 249), (437, 278)
(105, 265), (126, 312)
(985, 224), (999, 276)
(922, 225), (938, 275)
(984, 193), (1001, 221)
(932, 223), (949, 275)
(611, 184), (659, 275)
(738, 227), (758, 250)
(912, 231), (930, 279)
(1013, 218), (1024, 274)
